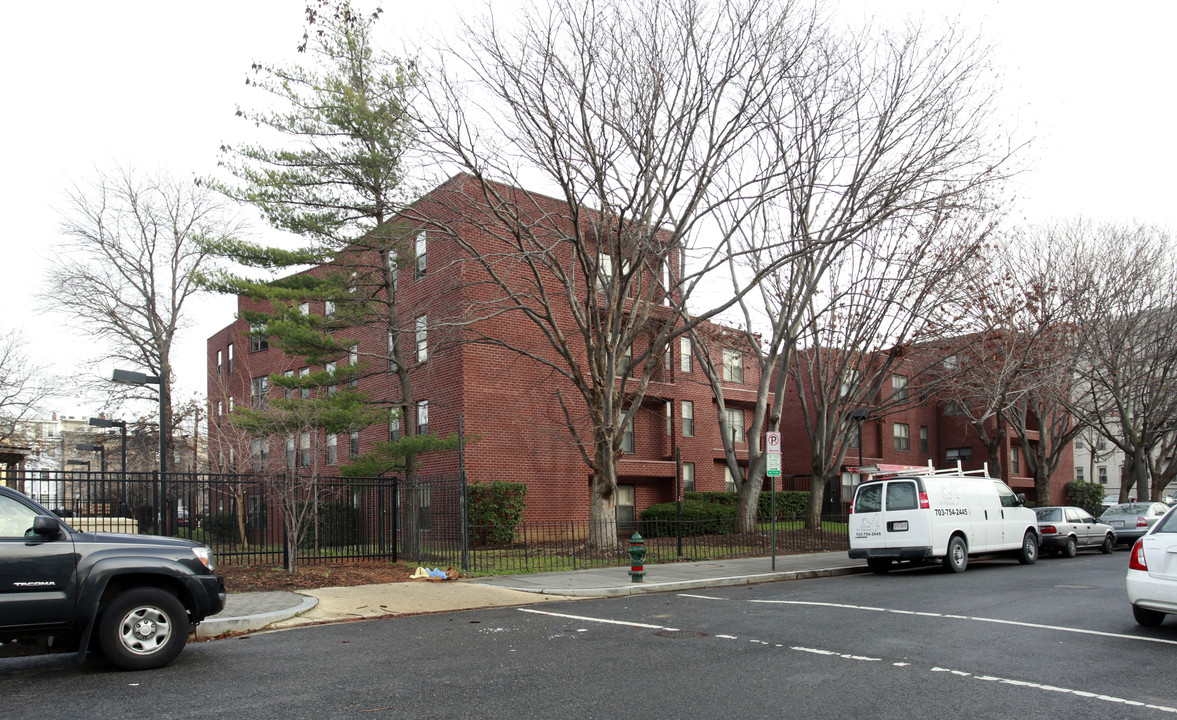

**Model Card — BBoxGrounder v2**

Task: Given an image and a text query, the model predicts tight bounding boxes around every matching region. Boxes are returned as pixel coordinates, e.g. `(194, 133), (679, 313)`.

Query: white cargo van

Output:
(847, 463), (1039, 573)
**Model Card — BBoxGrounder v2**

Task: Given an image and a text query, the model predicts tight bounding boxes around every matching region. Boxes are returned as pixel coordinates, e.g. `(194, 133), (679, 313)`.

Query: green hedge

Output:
(638, 499), (737, 537)
(1066, 480), (1105, 517)
(297, 501), (359, 549)
(683, 490), (809, 519)
(200, 511), (240, 542)
(468, 481), (527, 545)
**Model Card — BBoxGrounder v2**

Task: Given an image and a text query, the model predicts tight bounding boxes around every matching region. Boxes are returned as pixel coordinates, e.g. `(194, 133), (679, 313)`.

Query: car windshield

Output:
(1103, 504), (1151, 516)
(1036, 508), (1062, 522)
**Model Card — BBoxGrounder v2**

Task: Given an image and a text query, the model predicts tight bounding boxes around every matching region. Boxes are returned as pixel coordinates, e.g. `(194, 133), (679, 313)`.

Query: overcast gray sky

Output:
(3, 0), (1174, 421)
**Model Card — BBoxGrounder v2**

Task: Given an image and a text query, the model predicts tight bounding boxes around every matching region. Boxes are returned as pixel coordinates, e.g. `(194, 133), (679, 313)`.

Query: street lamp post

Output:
(75, 443), (106, 472)
(852, 408), (869, 469)
(88, 417), (127, 473)
(89, 417), (129, 513)
(112, 369), (166, 531)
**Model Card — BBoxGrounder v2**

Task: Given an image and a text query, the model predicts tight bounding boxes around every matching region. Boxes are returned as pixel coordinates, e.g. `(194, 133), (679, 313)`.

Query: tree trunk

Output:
(804, 472), (826, 530)
(587, 440), (619, 550)
(736, 454), (766, 534)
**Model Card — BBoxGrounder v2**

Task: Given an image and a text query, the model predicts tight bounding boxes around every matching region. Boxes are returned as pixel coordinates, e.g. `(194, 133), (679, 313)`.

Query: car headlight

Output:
(192, 546), (215, 571)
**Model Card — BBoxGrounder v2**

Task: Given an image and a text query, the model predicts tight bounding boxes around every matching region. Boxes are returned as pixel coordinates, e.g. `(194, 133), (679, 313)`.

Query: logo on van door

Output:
(853, 515), (882, 539)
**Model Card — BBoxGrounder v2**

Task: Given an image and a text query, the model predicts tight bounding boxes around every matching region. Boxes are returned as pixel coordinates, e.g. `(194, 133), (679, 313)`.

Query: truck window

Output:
(0, 494), (37, 538)
(886, 482), (918, 511)
(855, 484), (882, 513)
(994, 481), (1019, 508)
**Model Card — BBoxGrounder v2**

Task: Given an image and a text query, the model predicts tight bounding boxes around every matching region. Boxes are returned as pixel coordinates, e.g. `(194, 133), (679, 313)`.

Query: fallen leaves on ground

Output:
(220, 561), (418, 593)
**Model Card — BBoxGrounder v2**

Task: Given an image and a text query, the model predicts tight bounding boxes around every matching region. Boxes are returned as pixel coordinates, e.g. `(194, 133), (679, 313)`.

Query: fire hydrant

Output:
(628, 532), (646, 583)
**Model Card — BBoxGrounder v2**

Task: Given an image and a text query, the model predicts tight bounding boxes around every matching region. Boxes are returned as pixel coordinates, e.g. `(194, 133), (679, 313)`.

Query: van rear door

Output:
(881, 479), (929, 550)
(850, 483), (885, 551)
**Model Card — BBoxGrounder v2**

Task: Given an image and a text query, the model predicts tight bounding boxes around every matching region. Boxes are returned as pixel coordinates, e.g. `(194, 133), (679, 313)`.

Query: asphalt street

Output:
(4, 551), (1175, 719)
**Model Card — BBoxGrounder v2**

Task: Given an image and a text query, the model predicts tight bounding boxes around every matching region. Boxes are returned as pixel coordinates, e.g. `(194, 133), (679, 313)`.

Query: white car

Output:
(1125, 503), (1177, 626)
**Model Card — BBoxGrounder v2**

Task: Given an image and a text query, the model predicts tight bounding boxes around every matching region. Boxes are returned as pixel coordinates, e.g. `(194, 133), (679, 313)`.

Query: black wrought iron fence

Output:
(3, 470), (847, 575)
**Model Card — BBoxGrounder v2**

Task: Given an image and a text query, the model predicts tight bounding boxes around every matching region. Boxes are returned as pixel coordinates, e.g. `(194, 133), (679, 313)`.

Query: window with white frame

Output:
(285, 434), (295, 469)
(680, 336), (692, 373)
(250, 376), (269, 408)
(326, 433), (337, 465)
(1098, 466), (1107, 484)
(622, 415), (634, 454)
(723, 407), (744, 443)
(228, 342), (236, 372)
(251, 437), (269, 470)
(723, 348), (743, 383)
(724, 466), (736, 492)
(349, 431), (359, 456)
(416, 400), (429, 435)
(682, 462), (695, 493)
(388, 330), (398, 373)
(947, 447), (972, 463)
(619, 345), (632, 377)
(893, 423), (910, 452)
(840, 369), (859, 397)
(349, 345), (358, 386)
(416, 315), (428, 363)
(616, 484), (636, 530)
(299, 367), (310, 399)
(390, 411), (400, 442)
(326, 361), (336, 396)
(1075, 467), (1084, 481)
(325, 300), (335, 319)
(919, 426), (929, 454)
(665, 402), (673, 436)
(415, 231), (427, 279)
(1010, 445), (1020, 474)
(299, 302), (309, 316)
(299, 431), (311, 467)
(283, 369), (294, 398)
(682, 400), (694, 437)
(248, 322), (268, 352)
(892, 375), (908, 401)
(216, 350), (223, 377)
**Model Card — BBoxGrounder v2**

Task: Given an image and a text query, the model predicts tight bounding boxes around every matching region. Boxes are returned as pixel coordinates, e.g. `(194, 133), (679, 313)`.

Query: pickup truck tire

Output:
(97, 588), (189, 670)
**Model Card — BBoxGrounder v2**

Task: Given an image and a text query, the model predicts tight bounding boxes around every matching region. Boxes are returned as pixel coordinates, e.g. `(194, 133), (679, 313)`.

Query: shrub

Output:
(684, 489), (810, 519)
(200, 511), (240, 542)
(468, 481), (527, 545)
(1066, 480), (1105, 517)
(295, 501), (359, 549)
(638, 499), (737, 537)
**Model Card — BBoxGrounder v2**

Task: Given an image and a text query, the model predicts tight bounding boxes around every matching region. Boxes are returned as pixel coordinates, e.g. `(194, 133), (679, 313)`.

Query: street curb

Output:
(195, 594), (319, 638)
(477, 564), (870, 597)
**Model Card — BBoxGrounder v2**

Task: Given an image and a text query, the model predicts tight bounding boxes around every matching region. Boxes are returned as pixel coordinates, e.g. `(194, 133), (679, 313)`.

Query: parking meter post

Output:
(628, 532), (646, 583)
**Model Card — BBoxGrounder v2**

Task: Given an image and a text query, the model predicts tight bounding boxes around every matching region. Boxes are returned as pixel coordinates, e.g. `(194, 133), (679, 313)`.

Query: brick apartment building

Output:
(207, 174), (1072, 523)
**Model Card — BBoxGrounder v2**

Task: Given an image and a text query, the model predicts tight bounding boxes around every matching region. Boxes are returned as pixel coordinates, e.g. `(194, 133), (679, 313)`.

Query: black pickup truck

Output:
(0, 485), (225, 670)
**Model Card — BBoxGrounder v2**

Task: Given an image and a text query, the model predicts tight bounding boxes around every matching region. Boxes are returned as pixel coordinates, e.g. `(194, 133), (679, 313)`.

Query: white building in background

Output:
(1073, 428), (1127, 501)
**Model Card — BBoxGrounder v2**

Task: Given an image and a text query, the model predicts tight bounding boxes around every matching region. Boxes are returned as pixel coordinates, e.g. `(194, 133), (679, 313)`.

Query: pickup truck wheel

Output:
(1062, 536), (1078, 558)
(942, 536), (967, 573)
(1017, 530), (1039, 565)
(98, 588), (189, 670)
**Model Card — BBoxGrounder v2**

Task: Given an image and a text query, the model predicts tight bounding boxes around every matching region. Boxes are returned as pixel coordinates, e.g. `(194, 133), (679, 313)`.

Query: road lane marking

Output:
(519, 606), (1177, 713)
(518, 608), (678, 631)
(678, 594), (727, 600)
(748, 599), (1177, 646)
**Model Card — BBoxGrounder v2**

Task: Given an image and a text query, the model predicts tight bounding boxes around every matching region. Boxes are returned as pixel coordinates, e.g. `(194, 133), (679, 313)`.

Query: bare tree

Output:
(0, 329), (53, 447)
(44, 167), (241, 469)
(1067, 221), (1177, 502)
(422, 0), (824, 546)
(696, 16), (1016, 531)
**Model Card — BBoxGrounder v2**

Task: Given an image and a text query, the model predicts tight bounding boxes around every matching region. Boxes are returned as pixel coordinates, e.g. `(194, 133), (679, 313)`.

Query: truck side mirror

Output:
(32, 515), (64, 539)
(1015, 493), (1026, 506)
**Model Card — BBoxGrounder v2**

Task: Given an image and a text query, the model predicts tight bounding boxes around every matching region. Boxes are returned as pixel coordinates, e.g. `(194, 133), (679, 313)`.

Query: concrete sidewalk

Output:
(196, 551), (867, 638)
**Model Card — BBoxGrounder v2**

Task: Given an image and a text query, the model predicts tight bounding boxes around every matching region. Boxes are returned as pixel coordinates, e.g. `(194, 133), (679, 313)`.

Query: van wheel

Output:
(867, 559), (892, 574)
(1100, 534), (1114, 554)
(943, 536), (967, 573)
(1062, 536), (1077, 558)
(1017, 531), (1039, 565)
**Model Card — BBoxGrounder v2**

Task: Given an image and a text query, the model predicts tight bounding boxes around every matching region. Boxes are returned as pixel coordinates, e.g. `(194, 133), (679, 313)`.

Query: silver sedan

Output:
(1099, 502), (1171, 546)
(1035, 506), (1115, 557)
